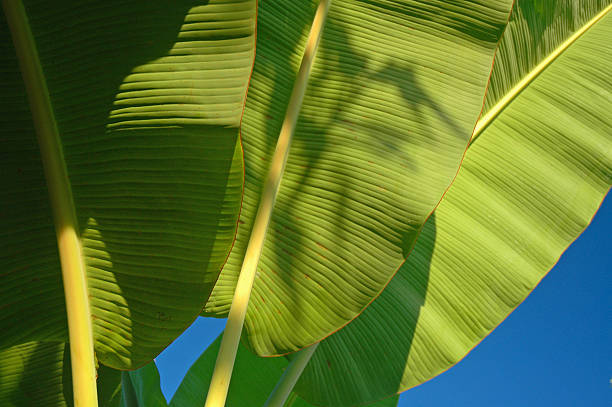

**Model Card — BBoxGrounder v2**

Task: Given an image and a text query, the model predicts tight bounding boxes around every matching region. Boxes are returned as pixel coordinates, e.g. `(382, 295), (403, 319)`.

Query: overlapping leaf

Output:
(204, 0), (514, 356)
(289, 1), (612, 405)
(120, 336), (399, 407)
(1, 0), (255, 369)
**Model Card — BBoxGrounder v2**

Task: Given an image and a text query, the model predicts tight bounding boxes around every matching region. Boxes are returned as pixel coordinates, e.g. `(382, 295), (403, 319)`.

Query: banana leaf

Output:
(204, 0), (515, 357)
(1, 0), (255, 369)
(291, 1), (612, 405)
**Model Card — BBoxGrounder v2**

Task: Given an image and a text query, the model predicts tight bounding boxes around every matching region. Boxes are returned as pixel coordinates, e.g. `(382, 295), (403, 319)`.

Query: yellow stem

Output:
(2, 1), (98, 406)
(470, 3), (612, 144)
(204, 1), (331, 406)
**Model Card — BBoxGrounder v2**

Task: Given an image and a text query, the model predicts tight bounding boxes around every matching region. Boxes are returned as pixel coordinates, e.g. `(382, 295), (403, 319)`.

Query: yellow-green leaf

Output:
(293, 1), (612, 405)
(204, 0), (515, 357)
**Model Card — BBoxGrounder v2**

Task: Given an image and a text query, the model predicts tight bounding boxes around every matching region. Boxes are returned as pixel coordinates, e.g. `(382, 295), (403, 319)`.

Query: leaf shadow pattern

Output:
(291, 1), (611, 404)
(24, 0), (248, 369)
(246, 0), (467, 354)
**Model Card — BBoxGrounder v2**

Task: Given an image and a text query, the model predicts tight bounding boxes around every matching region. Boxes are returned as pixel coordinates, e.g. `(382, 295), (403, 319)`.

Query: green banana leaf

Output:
(120, 336), (398, 407)
(1, 0), (254, 369)
(0, 342), (122, 407)
(288, 1), (612, 405)
(203, 0), (515, 356)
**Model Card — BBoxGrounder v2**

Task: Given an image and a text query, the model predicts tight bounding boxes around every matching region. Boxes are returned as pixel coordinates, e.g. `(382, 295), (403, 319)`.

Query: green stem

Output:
(2, 1), (98, 406)
(264, 344), (319, 407)
(203, 1), (331, 406)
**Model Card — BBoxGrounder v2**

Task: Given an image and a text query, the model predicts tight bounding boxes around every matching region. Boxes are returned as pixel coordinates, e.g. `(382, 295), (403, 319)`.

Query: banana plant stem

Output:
(203, 1), (331, 406)
(263, 343), (319, 407)
(2, 1), (98, 406)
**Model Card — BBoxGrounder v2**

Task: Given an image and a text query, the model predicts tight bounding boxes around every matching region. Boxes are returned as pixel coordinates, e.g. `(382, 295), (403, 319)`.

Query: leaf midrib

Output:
(470, 3), (612, 144)
(202, 1), (332, 405)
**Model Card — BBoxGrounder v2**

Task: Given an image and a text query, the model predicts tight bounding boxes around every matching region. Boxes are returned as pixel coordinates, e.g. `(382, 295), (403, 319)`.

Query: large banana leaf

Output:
(289, 1), (612, 405)
(1, 0), (255, 369)
(0, 342), (121, 407)
(203, 0), (515, 356)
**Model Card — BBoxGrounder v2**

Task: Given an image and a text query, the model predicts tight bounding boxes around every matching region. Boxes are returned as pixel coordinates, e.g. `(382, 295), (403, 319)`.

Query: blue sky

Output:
(156, 193), (611, 406)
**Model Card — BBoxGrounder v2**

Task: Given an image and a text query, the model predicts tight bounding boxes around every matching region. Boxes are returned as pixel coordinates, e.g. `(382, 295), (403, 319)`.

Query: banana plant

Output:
(1, 0), (611, 406)
(198, 0), (612, 405)
(160, 2), (611, 405)
(2, 0), (516, 405)
(202, 0), (514, 404)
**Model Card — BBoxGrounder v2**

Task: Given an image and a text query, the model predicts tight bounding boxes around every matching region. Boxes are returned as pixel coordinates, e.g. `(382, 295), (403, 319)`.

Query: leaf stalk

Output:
(203, 1), (331, 406)
(263, 343), (319, 407)
(2, 1), (98, 406)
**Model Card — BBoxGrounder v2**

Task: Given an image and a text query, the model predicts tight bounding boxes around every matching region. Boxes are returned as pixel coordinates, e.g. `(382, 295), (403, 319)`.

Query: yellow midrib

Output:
(204, 1), (332, 407)
(1, 1), (98, 406)
(471, 3), (612, 144)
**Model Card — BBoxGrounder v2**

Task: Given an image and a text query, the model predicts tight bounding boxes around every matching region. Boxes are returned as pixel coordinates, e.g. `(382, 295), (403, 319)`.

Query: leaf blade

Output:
(293, 2), (612, 405)
(205, 0), (515, 357)
(0, 0), (255, 369)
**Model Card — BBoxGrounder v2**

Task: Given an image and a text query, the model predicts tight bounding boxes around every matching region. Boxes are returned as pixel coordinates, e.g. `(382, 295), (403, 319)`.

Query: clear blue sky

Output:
(156, 194), (611, 407)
